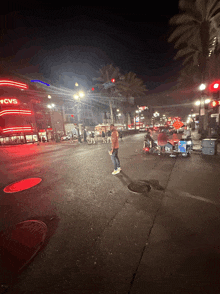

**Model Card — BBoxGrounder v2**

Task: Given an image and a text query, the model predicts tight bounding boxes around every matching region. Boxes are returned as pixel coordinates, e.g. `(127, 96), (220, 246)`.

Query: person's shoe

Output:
(117, 167), (121, 172)
(112, 170), (120, 175)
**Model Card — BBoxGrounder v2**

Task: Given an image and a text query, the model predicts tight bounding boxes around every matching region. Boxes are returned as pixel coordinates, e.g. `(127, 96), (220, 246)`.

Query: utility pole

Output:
(109, 99), (114, 124)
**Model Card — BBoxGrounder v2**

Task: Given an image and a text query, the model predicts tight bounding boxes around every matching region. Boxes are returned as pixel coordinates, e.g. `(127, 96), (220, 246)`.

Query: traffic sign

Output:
(173, 120), (184, 129)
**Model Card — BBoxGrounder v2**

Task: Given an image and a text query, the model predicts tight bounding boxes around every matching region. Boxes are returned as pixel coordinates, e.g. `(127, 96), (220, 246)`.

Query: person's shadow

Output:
(116, 171), (132, 187)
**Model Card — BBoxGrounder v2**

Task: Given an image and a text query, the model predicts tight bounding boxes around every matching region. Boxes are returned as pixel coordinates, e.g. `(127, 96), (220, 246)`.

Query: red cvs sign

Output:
(0, 98), (19, 105)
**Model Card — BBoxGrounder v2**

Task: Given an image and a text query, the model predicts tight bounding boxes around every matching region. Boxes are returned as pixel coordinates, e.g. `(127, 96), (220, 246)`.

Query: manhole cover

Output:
(3, 178), (42, 193)
(128, 181), (151, 194)
(0, 220), (47, 272)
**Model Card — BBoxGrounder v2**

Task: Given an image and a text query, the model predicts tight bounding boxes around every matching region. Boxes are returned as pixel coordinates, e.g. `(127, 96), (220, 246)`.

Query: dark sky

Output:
(1, 2), (181, 91)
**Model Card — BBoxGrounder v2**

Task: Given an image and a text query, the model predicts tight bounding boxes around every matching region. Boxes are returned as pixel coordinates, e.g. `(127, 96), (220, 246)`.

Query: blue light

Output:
(31, 80), (50, 86)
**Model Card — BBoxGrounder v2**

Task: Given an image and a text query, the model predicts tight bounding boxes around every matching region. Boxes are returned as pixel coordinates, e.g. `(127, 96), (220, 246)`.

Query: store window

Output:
(33, 135), (38, 142)
(26, 135), (33, 143)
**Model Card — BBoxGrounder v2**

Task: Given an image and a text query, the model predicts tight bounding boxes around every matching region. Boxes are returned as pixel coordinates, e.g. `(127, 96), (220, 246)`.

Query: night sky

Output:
(1, 2), (181, 93)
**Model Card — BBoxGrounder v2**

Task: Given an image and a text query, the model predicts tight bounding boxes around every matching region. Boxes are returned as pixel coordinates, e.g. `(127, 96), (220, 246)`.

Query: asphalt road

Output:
(1, 133), (220, 294)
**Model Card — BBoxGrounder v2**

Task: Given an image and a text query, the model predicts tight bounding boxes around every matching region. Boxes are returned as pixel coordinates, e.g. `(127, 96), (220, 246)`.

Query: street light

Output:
(198, 83), (207, 133)
(79, 91), (84, 98)
(199, 83), (206, 91)
(205, 98), (211, 104)
(73, 90), (85, 125)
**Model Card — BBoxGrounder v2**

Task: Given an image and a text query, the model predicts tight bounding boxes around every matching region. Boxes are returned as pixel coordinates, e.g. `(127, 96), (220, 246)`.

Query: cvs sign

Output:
(0, 98), (19, 105)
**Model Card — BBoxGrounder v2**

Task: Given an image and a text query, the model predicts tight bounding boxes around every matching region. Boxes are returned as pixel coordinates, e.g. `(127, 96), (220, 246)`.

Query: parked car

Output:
(61, 135), (70, 141)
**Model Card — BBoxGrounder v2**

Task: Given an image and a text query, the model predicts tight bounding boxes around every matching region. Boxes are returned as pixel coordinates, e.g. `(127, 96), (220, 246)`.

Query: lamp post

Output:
(74, 90), (85, 136)
(73, 91), (85, 124)
(198, 83), (206, 133)
(47, 103), (55, 134)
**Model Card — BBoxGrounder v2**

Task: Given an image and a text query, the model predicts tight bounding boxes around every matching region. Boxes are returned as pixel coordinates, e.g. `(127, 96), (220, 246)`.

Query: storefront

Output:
(0, 79), (40, 145)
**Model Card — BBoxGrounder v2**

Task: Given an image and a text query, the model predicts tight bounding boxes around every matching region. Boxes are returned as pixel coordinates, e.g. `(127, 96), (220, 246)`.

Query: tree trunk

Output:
(109, 99), (114, 124)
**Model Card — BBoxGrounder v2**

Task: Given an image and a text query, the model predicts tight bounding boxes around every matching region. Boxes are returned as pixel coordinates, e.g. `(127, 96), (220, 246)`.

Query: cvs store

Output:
(0, 79), (38, 145)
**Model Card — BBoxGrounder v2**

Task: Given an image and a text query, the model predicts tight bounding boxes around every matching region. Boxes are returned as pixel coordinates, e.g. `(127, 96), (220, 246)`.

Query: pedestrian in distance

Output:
(84, 129), (87, 143)
(78, 129), (82, 143)
(109, 124), (121, 175)
(107, 129), (111, 143)
(119, 130), (123, 141)
(102, 130), (106, 143)
(91, 131), (95, 144)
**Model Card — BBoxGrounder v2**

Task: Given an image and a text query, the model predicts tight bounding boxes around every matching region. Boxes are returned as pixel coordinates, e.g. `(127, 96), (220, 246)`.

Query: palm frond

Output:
(207, 0), (220, 19)
(170, 13), (200, 26)
(174, 47), (196, 60)
(174, 27), (198, 48)
(168, 24), (195, 42)
(179, 0), (196, 13)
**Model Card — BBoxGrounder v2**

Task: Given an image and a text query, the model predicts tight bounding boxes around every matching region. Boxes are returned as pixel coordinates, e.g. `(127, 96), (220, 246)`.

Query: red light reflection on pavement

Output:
(4, 178), (42, 193)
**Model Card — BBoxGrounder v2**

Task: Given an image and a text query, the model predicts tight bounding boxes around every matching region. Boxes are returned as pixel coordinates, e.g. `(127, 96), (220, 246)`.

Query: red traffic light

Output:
(71, 115), (74, 118)
(210, 81), (220, 92)
(111, 78), (115, 83)
(211, 100), (220, 107)
(91, 87), (95, 91)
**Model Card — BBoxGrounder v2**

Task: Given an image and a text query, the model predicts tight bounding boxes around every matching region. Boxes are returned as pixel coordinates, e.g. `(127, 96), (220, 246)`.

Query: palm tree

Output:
(116, 72), (147, 130)
(93, 64), (122, 124)
(168, 0), (220, 133)
(168, 0), (220, 82)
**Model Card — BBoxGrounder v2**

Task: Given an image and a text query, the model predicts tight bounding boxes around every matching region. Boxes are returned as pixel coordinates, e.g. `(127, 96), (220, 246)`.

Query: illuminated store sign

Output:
(0, 98), (19, 105)
(2, 126), (33, 133)
(0, 109), (32, 117)
(0, 80), (28, 89)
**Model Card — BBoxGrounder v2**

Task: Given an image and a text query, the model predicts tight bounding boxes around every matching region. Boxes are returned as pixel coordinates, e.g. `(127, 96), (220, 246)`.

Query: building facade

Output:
(0, 75), (61, 144)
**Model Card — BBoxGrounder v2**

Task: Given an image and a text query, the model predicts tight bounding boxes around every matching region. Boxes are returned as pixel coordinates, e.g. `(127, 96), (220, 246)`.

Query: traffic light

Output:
(210, 81), (220, 92)
(111, 78), (115, 83)
(210, 100), (220, 113)
(211, 101), (218, 107)
(210, 81), (220, 100)
(91, 87), (95, 91)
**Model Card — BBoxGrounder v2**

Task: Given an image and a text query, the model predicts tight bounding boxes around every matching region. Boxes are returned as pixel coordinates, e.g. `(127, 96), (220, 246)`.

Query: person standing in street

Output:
(119, 130), (123, 141)
(102, 130), (106, 143)
(83, 129), (87, 143)
(107, 129), (111, 143)
(109, 124), (121, 175)
(91, 131), (95, 144)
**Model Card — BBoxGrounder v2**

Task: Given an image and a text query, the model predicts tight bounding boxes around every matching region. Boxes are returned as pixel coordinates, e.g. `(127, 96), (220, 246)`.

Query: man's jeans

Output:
(111, 149), (120, 171)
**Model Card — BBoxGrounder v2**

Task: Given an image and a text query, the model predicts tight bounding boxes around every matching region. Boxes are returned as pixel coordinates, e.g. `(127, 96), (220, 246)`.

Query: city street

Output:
(1, 133), (220, 293)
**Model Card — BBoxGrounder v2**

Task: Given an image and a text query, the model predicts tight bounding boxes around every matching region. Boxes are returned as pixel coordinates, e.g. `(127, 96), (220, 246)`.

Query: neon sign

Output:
(2, 126), (33, 133)
(0, 98), (19, 105)
(0, 80), (28, 89)
(0, 109), (32, 117)
(31, 80), (50, 86)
